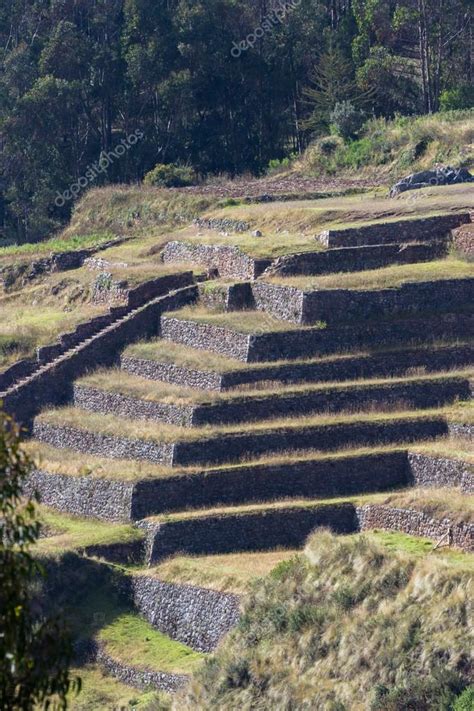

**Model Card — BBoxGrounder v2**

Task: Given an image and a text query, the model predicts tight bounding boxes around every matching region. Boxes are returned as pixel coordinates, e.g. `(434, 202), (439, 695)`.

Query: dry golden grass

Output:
(266, 256), (474, 291)
(146, 549), (299, 593)
(381, 488), (474, 524)
(164, 305), (311, 332)
(179, 529), (473, 709)
(410, 436), (474, 464)
(36, 404), (453, 445)
(77, 366), (473, 407)
(123, 336), (472, 374)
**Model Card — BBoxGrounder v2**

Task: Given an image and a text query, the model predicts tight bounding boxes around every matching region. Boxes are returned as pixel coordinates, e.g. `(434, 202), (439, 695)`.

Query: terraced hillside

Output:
(3, 191), (473, 706)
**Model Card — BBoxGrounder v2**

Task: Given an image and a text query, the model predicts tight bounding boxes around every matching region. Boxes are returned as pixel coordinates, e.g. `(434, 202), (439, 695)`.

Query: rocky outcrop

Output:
(390, 166), (474, 197)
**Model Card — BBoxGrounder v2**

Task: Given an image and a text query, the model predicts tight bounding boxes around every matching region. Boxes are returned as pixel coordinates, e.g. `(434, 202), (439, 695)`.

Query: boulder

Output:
(390, 166), (474, 197)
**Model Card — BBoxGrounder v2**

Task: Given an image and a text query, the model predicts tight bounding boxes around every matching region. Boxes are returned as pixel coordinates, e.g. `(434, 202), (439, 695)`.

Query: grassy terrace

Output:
(35, 404), (457, 445)
(26, 440), (414, 482)
(77, 367), (473, 407)
(163, 306), (313, 332)
(67, 666), (164, 710)
(168, 183), (474, 258)
(410, 437), (474, 463)
(266, 256), (474, 291)
(146, 550), (301, 593)
(0, 232), (115, 265)
(98, 613), (204, 674)
(148, 532), (474, 594)
(141, 487), (473, 527)
(123, 337), (472, 373)
(34, 507), (143, 556)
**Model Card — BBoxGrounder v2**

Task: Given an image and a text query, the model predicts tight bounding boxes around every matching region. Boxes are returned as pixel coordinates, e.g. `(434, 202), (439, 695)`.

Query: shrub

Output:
(454, 686), (474, 710)
(330, 101), (365, 140)
(440, 85), (474, 112)
(143, 163), (197, 188)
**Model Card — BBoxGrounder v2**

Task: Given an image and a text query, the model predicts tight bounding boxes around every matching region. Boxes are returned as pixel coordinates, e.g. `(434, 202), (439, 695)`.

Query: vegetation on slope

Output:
(179, 530), (473, 710)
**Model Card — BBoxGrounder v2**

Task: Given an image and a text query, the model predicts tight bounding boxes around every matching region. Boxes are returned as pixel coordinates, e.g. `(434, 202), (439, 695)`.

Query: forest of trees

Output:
(0, 0), (472, 242)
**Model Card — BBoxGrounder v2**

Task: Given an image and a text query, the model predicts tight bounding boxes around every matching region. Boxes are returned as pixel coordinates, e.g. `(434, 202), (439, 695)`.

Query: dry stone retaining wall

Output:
(148, 504), (359, 562)
(252, 278), (474, 325)
(131, 575), (240, 653)
(317, 213), (470, 248)
(121, 355), (224, 391)
(73, 384), (195, 427)
(78, 375), (469, 428)
(357, 504), (474, 552)
(161, 316), (250, 361)
(26, 469), (135, 522)
(95, 643), (188, 692)
(265, 242), (448, 277)
(163, 241), (270, 279)
(33, 421), (175, 465)
(408, 453), (474, 492)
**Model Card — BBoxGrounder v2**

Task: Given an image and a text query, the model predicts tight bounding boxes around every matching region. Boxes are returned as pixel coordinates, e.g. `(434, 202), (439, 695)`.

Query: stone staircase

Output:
(19, 211), (473, 693)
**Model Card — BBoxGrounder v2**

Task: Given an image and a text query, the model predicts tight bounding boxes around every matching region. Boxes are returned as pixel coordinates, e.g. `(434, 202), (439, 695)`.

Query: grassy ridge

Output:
(179, 530), (473, 710)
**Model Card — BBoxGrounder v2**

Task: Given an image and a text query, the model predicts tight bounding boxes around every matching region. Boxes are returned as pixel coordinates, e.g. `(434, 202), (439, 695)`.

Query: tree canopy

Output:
(0, 0), (472, 242)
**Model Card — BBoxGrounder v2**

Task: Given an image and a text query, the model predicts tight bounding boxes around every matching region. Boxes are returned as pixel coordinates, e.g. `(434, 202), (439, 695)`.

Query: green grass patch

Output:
(98, 614), (204, 674)
(34, 507), (143, 557)
(67, 666), (165, 710)
(0, 232), (114, 263)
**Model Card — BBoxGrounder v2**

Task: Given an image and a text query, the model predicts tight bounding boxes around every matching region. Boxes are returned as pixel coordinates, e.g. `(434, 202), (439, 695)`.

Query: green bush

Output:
(330, 101), (365, 140)
(440, 86), (474, 112)
(453, 686), (474, 710)
(143, 163), (197, 188)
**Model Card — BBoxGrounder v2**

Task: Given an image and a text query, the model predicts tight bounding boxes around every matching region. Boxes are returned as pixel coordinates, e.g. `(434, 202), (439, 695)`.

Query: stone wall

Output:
(119, 344), (474, 394)
(73, 384), (195, 427)
(148, 504), (359, 562)
(163, 241), (270, 280)
(317, 213), (471, 248)
(131, 575), (240, 653)
(75, 376), (466, 428)
(33, 421), (175, 465)
(161, 316), (250, 361)
(248, 315), (474, 362)
(25, 452), (411, 521)
(265, 241), (448, 277)
(448, 422), (474, 440)
(198, 282), (254, 312)
(121, 355), (224, 391)
(171, 417), (448, 467)
(252, 278), (474, 325)
(357, 504), (474, 552)
(193, 217), (250, 232)
(95, 643), (188, 692)
(160, 313), (474, 363)
(26, 468), (135, 522)
(408, 453), (474, 492)
(3, 285), (198, 427)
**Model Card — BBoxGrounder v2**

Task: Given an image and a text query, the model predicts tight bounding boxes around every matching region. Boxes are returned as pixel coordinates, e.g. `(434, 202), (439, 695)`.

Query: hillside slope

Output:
(180, 531), (473, 711)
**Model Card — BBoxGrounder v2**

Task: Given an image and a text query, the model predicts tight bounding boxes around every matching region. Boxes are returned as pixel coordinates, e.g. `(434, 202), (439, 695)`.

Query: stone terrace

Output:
(15, 209), (473, 693)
